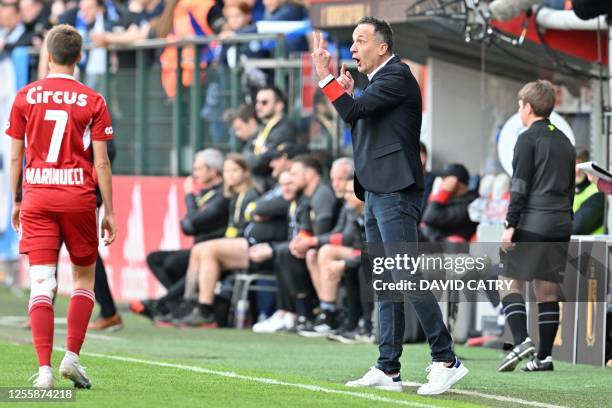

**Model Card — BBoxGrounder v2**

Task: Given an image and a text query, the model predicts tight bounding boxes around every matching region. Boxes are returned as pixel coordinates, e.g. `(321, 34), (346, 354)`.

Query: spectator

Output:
(261, 0), (308, 54)
(174, 153), (260, 328)
(249, 155), (338, 332)
(248, 85), (296, 189)
(19, 0), (51, 48)
(573, 147), (604, 235)
(90, 0), (165, 47)
(421, 163), (479, 242)
(0, 0), (29, 60)
(56, 0), (115, 89)
(131, 149), (228, 321)
(588, 173), (612, 195)
(226, 103), (259, 151)
(298, 174), (369, 338)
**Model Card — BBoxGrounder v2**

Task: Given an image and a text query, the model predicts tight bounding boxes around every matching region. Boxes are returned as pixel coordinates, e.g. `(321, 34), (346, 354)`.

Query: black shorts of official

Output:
(502, 229), (570, 283)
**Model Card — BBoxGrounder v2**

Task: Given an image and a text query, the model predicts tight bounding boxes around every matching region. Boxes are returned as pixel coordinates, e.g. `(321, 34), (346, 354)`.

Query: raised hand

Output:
(338, 63), (355, 95)
(311, 31), (332, 80)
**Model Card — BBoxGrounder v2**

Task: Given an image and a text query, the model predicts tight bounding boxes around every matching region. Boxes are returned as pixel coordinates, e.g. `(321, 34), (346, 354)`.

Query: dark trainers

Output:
(521, 356), (554, 372)
(298, 311), (338, 338)
(498, 338), (536, 372)
(173, 307), (217, 328)
(294, 316), (314, 333)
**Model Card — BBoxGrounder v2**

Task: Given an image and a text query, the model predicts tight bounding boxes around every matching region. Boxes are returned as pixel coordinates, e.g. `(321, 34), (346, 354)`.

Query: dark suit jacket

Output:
(330, 56), (424, 200)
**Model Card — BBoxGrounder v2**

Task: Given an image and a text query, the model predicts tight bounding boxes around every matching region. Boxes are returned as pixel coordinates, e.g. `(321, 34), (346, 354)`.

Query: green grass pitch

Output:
(0, 286), (610, 407)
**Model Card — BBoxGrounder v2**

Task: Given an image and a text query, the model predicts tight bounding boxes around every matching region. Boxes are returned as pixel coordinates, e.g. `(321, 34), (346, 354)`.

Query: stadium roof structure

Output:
(308, 0), (607, 83)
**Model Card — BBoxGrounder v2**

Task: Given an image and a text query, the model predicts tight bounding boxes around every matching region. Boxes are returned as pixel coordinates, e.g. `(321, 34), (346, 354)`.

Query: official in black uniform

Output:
(498, 80), (576, 373)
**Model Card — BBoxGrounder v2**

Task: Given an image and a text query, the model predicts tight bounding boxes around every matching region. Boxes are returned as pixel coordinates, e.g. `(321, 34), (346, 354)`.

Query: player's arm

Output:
(92, 141), (116, 245)
(9, 139), (24, 231)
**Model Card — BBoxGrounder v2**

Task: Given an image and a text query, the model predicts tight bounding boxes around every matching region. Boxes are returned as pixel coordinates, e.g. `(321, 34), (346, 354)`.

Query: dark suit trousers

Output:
(364, 189), (455, 374)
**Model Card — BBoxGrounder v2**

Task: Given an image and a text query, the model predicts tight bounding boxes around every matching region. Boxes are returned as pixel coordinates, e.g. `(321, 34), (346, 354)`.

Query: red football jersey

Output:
(5, 73), (113, 212)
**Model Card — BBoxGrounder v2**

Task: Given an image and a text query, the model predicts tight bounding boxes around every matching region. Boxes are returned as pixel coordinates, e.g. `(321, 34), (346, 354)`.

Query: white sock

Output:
(39, 365), (53, 374)
(64, 350), (79, 362)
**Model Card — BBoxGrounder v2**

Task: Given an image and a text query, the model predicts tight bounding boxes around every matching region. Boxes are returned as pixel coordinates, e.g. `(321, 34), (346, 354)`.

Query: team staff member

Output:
(312, 17), (467, 395)
(499, 80), (576, 373)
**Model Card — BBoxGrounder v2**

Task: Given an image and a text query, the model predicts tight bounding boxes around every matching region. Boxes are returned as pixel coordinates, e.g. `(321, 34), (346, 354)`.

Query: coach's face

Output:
(350, 23), (388, 75)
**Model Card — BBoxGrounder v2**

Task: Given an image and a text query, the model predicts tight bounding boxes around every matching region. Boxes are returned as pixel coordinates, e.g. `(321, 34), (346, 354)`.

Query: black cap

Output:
(441, 163), (470, 185)
(269, 143), (309, 160)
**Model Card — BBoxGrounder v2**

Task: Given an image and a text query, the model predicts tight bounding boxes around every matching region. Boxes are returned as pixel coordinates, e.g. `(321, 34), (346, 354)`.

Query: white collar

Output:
(367, 54), (395, 81)
(47, 73), (76, 80)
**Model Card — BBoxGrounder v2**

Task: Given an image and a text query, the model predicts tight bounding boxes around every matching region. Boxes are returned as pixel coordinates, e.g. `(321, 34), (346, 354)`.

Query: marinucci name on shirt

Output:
(25, 167), (85, 186)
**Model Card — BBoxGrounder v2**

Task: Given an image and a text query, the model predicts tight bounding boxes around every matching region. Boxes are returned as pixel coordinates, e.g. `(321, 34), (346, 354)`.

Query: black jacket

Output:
(506, 119), (575, 237)
(245, 116), (296, 177)
(421, 190), (479, 242)
(181, 182), (229, 243)
(329, 56), (424, 200)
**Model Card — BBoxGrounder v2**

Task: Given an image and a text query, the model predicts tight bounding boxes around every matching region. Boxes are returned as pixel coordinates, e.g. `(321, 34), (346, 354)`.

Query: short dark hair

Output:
(292, 154), (323, 176)
(0, 0), (19, 12)
(46, 24), (82, 66)
(257, 85), (286, 107)
(575, 147), (589, 162)
(357, 16), (393, 54)
(225, 104), (256, 124)
(518, 80), (556, 118)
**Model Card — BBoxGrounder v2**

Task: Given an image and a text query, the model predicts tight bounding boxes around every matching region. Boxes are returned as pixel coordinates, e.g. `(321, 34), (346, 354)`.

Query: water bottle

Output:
(235, 299), (250, 329)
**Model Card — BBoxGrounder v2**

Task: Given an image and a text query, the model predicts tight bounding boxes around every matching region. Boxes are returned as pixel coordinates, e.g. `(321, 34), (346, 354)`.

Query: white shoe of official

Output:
(416, 359), (468, 395)
(59, 352), (92, 389)
(345, 367), (403, 392)
(30, 365), (55, 389)
(253, 311), (290, 333)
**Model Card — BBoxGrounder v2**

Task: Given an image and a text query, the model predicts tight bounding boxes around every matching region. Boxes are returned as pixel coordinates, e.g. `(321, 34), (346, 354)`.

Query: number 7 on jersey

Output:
(44, 109), (68, 163)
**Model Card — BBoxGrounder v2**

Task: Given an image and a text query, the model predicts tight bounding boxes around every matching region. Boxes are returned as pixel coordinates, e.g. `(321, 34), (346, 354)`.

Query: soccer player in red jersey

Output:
(6, 24), (117, 389)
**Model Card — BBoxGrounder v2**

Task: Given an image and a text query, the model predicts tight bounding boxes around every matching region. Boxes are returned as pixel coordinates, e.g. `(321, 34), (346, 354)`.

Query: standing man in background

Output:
(499, 80), (575, 373)
(311, 17), (468, 395)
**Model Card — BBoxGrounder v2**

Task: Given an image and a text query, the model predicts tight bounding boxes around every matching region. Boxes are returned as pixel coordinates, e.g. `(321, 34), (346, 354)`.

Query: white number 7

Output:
(44, 109), (68, 163)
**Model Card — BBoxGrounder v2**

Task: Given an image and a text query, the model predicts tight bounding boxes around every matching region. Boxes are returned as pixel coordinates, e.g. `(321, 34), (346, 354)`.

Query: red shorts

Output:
(19, 210), (98, 266)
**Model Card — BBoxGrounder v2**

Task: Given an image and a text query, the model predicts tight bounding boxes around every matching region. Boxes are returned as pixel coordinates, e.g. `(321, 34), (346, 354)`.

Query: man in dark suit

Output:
(312, 17), (468, 395)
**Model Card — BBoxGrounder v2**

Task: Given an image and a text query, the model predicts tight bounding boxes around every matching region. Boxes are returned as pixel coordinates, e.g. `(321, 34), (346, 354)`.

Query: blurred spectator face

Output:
(223, 158), (248, 189)
(0, 1), (21, 29)
(575, 150), (589, 184)
(278, 171), (296, 201)
(193, 156), (214, 185)
(232, 116), (258, 142)
(19, 0), (42, 24)
(255, 89), (282, 122)
(263, 0), (282, 12)
(270, 156), (290, 179)
(344, 180), (361, 210)
(350, 23), (387, 75)
(224, 4), (251, 31)
(79, 0), (100, 25)
(330, 162), (351, 198)
(289, 161), (308, 193)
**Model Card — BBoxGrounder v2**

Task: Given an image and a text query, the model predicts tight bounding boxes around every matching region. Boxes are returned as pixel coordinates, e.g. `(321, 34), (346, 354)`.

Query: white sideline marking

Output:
(78, 351), (567, 408)
(79, 351), (436, 407)
(402, 381), (567, 408)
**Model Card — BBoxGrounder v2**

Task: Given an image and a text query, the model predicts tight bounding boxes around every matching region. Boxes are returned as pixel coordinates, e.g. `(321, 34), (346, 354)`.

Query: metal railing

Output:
(103, 33), (289, 176)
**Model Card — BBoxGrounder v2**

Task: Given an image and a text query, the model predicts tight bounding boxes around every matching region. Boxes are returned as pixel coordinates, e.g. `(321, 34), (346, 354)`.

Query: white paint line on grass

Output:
(79, 350), (568, 408)
(402, 381), (567, 408)
(80, 351), (438, 408)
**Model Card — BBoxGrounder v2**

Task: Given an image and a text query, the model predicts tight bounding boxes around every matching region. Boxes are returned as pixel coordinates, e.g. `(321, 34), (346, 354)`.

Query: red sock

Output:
(29, 296), (54, 367)
(66, 289), (95, 355)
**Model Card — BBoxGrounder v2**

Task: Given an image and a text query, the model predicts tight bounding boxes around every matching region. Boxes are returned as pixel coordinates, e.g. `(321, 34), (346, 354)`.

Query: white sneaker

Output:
(417, 359), (468, 395)
(345, 367), (403, 392)
(252, 311), (286, 333)
(30, 366), (55, 389)
(59, 352), (92, 389)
